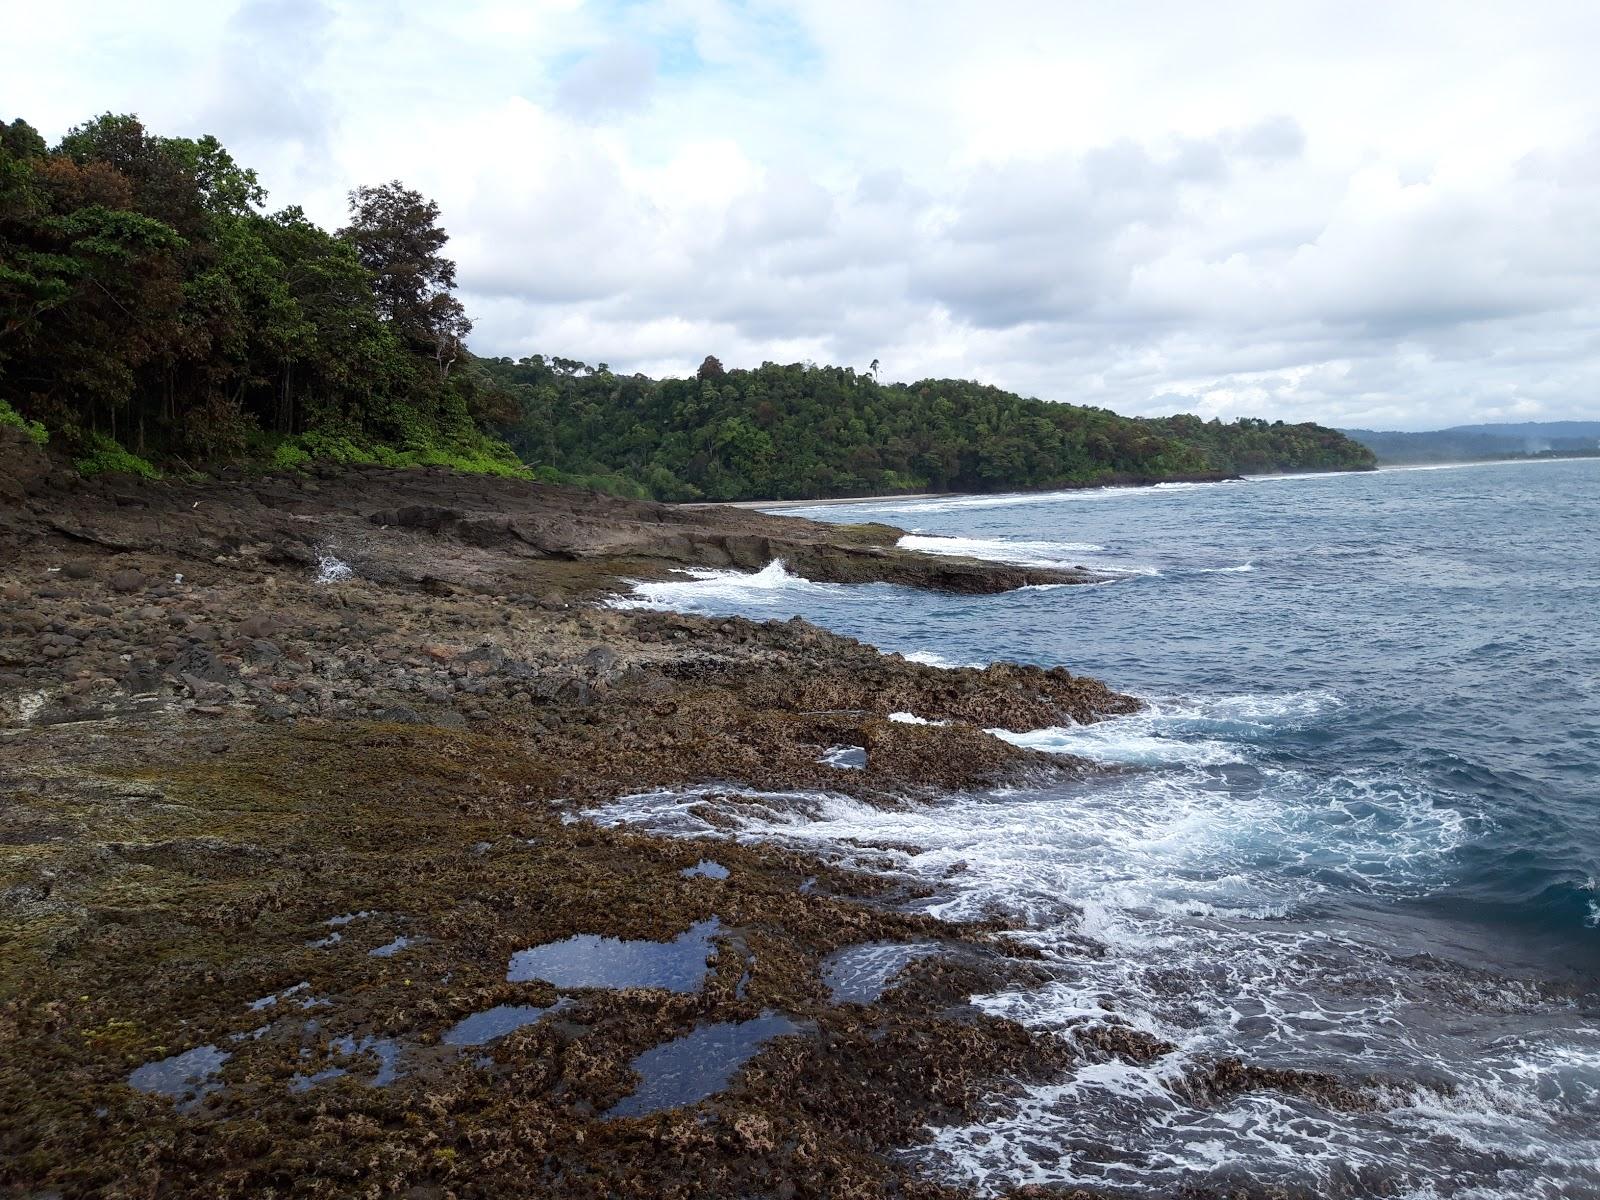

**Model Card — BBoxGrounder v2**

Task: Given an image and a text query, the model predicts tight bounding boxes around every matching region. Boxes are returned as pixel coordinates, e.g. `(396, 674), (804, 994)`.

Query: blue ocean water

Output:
(605, 458), (1600, 1198)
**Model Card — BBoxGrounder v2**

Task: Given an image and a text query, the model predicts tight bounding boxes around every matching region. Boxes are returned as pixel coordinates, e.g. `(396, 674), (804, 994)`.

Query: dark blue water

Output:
(607, 459), (1600, 1198)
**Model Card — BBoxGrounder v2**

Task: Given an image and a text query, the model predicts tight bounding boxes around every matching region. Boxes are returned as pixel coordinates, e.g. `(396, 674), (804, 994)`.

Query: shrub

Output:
(0, 399), (48, 446)
(271, 439), (311, 471)
(74, 433), (159, 479)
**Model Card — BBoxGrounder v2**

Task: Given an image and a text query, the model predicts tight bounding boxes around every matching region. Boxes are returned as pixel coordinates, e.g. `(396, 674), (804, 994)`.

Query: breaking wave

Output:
(586, 683), (1599, 1198)
(607, 560), (836, 612)
(898, 534), (1106, 566)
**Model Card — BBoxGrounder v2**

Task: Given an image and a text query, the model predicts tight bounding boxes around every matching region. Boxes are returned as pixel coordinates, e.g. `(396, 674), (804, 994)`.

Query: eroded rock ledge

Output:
(2, 425), (1105, 598)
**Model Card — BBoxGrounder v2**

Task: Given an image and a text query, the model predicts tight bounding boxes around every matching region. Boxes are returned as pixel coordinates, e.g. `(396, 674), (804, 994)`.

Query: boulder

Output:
(108, 569), (147, 594)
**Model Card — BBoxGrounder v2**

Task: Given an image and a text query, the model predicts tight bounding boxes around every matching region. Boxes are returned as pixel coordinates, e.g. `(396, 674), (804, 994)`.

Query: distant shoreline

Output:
(679, 470), (1249, 510)
(1371, 454), (1600, 471)
(690, 492), (955, 510)
(686, 456), (1600, 509)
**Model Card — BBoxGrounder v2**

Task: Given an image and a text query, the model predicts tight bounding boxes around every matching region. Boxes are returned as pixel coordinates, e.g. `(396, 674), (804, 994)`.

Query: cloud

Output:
(8, 0), (1600, 429)
(555, 40), (657, 117)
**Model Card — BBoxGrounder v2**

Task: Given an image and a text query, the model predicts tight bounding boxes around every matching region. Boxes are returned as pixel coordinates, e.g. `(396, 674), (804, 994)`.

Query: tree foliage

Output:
(478, 357), (1376, 502)
(0, 111), (1373, 496)
(0, 112), (513, 471)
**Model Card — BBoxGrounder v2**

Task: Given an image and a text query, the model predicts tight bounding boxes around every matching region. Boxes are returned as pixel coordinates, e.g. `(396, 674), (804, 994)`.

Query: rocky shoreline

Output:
(0, 429), (1356, 1198)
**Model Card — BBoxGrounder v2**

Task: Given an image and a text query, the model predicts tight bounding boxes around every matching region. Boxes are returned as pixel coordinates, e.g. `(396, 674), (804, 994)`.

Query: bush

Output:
(268, 428), (532, 479)
(74, 433), (160, 479)
(0, 399), (48, 446)
(270, 439), (311, 471)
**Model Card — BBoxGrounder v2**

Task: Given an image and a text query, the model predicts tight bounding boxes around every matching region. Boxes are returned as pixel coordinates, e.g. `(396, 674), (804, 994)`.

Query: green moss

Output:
(73, 433), (159, 479)
(0, 398), (48, 445)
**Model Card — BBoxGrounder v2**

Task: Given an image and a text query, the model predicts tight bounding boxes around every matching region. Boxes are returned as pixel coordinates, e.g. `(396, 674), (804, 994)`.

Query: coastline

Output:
(0, 432), (1354, 1196)
(0, 433), (1132, 1197)
(677, 469), (1249, 511)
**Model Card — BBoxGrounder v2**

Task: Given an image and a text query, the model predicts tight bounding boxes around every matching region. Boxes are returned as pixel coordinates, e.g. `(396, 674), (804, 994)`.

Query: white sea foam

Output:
(991, 690), (1342, 769)
(903, 650), (973, 669)
(315, 551), (354, 584)
(776, 478), (1241, 520)
(583, 684), (1597, 1198)
(607, 560), (835, 612)
(898, 534), (1106, 566)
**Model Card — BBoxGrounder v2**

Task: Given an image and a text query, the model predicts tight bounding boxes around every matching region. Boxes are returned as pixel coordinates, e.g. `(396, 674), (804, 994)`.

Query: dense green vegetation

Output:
(0, 113), (519, 476)
(478, 354), (1376, 502)
(2, 111), (1372, 498)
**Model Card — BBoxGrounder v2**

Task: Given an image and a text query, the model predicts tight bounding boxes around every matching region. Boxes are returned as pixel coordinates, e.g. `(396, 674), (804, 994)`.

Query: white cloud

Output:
(6, 0), (1600, 428)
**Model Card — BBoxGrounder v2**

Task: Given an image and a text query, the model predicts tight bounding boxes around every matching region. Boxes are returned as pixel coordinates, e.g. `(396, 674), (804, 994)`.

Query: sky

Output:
(8, 0), (1600, 430)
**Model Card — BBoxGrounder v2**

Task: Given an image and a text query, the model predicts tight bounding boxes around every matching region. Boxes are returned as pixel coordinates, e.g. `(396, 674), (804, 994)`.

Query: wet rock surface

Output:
(0, 460), (1327, 1198)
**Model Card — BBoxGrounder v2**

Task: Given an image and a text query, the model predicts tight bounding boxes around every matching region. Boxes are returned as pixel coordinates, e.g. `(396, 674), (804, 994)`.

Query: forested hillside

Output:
(1343, 423), (1600, 464)
(479, 355), (1376, 501)
(1, 111), (1372, 500)
(0, 113), (518, 477)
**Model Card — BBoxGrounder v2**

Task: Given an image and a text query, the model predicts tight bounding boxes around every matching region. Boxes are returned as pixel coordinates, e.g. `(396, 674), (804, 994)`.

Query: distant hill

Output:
(1342, 421), (1600, 465)
(478, 356), (1376, 502)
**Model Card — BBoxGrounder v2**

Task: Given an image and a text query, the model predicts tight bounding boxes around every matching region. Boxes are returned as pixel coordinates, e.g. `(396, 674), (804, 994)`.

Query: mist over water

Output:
(606, 459), (1600, 1197)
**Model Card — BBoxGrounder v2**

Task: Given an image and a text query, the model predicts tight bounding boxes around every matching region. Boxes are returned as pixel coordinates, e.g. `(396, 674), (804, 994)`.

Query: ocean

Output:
(603, 458), (1600, 1198)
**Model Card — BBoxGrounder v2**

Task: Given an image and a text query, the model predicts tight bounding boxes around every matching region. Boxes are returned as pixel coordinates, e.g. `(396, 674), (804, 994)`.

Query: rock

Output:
(237, 615), (280, 638)
(180, 672), (222, 700)
(62, 560), (96, 580)
(245, 639), (283, 664)
(169, 646), (231, 684)
(108, 569), (147, 594)
(581, 646), (618, 674)
(434, 710), (468, 730)
(0, 425), (53, 503)
(377, 705), (426, 724)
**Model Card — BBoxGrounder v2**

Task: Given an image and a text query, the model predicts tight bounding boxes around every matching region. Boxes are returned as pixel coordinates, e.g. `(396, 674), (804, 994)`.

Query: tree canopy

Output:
(477, 356), (1376, 502)
(0, 112), (515, 475)
(1, 110), (1373, 495)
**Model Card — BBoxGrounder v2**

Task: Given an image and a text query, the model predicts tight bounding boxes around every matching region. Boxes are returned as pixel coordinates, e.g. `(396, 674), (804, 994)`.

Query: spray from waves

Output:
(606, 560), (837, 612)
(584, 690), (1599, 1199)
(314, 550), (354, 584)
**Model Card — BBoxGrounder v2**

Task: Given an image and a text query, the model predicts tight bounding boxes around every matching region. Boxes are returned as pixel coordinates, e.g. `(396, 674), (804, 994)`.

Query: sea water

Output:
(604, 458), (1600, 1198)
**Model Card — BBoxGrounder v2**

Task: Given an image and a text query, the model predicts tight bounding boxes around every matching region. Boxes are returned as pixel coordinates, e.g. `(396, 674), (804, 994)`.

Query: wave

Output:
(898, 534), (1249, 578)
(776, 478), (1242, 519)
(902, 649), (973, 669)
(578, 683), (1600, 1198)
(898, 534), (1106, 566)
(606, 560), (836, 612)
(991, 690), (1341, 768)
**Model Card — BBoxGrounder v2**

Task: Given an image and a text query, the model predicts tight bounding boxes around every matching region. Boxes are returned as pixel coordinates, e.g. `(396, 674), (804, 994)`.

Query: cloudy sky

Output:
(10, 0), (1600, 429)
